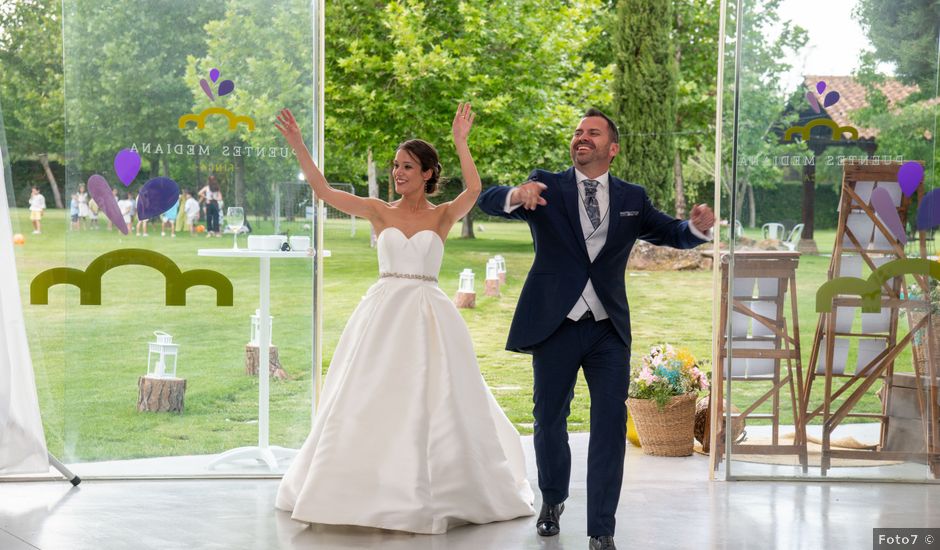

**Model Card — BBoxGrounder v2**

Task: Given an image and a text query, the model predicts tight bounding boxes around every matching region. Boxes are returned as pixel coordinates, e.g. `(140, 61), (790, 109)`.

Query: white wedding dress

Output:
(276, 227), (535, 534)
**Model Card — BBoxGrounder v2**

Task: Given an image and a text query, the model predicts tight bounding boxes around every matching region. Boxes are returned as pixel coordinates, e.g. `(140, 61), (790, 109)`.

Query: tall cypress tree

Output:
(612, 0), (677, 211)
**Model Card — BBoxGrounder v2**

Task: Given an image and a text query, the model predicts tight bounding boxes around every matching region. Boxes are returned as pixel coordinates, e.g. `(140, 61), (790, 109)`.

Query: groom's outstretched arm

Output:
(638, 190), (714, 249)
(478, 170), (548, 221)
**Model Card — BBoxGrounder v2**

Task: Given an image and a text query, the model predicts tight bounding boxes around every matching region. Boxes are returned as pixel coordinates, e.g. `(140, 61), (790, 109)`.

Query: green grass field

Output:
(9, 208), (915, 462)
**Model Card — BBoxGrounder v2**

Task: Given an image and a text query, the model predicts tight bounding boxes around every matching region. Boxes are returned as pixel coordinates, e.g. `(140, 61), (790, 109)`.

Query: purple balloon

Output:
(200, 78), (214, 101)
(898, 161), (925, 197)
(137, 177), (180, 220)
(210, 68), (220, 83)
(816, 81), (826, 95)
(805, 92), (820, 114)
(87, 174), (128, 235)
(823, 91), (840, 108)
(870, 187), (907, 245)
(114, 149), (142, 186)
(218, 79), (234, 97)
(917, 189), (940, 231)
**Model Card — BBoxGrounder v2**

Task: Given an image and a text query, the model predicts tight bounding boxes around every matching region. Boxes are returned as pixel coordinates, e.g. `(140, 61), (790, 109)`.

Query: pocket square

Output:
(620, 210), (639, 217)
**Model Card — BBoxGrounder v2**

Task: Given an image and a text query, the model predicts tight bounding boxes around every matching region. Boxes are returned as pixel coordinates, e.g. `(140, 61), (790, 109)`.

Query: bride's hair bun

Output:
(396, 139), (444, 196)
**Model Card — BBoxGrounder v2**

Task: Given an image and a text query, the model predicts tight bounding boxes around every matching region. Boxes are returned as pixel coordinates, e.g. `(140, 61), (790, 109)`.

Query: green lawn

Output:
(9, 209), (915, 461)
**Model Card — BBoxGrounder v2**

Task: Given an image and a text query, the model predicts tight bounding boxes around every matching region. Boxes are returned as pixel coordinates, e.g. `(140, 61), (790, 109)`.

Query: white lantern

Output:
(494, 254), (506, 275)
(458, 268), (475, 293)
(250, 309), (275, 346)
(485, 258), (499, 280)
(147, 331), (179, 378)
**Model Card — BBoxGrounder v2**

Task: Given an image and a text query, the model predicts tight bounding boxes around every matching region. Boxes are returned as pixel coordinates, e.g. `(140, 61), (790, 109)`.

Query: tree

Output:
(0, 0), (65, 207)
(324, 0), (614, 237)
(685, 0), (808, 230)
(186, 0), (315, 214)
(672, 0), (720, 219)
(61, 0), (222, 187)
(855, 0), (940, 93)
(612, 0), (677, 210)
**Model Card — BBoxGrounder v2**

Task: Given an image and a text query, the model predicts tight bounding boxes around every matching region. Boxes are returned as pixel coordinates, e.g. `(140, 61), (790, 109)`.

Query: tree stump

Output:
(137, 376), (186, 413)
(484, 279), (500, 297)
(454, 291), (476, 308)
(245, 344), (289, 380)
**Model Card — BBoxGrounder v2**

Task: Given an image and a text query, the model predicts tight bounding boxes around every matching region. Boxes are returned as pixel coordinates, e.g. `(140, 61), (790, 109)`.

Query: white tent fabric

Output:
(0, 130), (49, 475)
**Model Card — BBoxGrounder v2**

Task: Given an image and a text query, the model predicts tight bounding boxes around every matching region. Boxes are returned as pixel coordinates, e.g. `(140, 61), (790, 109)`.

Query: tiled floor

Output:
(1, 431), (938, 550)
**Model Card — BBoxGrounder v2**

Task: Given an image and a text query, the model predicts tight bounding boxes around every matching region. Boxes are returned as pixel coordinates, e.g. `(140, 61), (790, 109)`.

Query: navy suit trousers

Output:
(531, 316), (629, 537)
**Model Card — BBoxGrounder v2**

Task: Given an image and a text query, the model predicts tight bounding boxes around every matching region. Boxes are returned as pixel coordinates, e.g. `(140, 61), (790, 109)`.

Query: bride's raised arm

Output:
(275, 108), (383, 220)
(440, 103), (481, 227)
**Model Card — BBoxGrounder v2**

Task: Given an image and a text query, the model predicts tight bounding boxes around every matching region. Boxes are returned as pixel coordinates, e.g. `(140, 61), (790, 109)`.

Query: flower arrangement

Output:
(629, 344), (709, 411)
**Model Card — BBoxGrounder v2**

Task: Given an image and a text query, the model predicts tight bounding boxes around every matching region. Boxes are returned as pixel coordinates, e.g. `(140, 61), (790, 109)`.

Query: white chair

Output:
(762, 222), (785, 241)
(781, 223), (804, 251)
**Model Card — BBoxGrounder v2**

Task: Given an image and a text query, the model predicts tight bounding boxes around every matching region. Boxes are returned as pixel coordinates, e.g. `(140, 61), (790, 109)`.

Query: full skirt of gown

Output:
(275, 228), (535, 534)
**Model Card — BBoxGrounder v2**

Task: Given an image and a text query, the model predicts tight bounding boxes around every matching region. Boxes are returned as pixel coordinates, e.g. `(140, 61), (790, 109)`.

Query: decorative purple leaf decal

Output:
(210, 68), (220, 83)
(87, 174), (128, 235)
(917, 189), (940, 231)
(823, 91), (840, 108)
(870, 188), (907, 245)
(113, 149), (142, 187)
(805, 92), (821, 114)
(137, 177), (181, 220)
(200, 78), (214, 101)
(816, 81), (826, 95)
(897, 161), (925, 197)
(217, 80), (235, 97)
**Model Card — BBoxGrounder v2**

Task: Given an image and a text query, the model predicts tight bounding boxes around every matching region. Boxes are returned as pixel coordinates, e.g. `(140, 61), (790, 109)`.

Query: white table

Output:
(198, 247), (329, 471)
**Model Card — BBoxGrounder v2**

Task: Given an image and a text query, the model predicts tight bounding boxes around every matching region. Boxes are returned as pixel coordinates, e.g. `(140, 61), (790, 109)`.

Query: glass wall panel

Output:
(13, 0), (320, 477)
(720, 0), (939, 480)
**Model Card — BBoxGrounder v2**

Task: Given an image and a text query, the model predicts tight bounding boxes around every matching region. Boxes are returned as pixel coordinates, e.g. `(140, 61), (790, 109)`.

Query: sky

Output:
(774, 0), (894, 91)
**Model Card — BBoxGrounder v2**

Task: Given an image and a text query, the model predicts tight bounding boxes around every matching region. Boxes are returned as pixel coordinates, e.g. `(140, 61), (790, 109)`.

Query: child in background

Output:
(89, 198), (100, 230)
(135, 193), (149, 236)
(28, 186), (46, 234)
(118, 192), (134, 232)
(184, 190), (200, 235)
(161, 199), (179, 237)
(76, 183), (90, 230)
(69, 193), (79, 231)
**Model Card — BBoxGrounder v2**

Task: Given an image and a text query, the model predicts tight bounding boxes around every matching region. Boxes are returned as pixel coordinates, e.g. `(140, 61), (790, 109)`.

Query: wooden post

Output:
(454, 291), (476, 308)
(137, 376), (186, 413)
(484, 278), (500, 297)
(245, 344), (289, 380)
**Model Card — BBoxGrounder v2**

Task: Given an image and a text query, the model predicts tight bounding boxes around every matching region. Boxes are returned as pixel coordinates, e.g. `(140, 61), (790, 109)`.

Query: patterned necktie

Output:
(582, 179), (600, 229)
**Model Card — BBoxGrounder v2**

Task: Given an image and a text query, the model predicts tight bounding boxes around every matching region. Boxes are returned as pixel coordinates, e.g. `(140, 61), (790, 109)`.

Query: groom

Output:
(478, 108), (714, 550)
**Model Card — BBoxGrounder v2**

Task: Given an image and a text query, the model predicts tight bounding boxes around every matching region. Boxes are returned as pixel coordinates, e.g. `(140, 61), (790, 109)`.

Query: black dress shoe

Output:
(536, 501), (564, 536)
(589, 535), (617, 550)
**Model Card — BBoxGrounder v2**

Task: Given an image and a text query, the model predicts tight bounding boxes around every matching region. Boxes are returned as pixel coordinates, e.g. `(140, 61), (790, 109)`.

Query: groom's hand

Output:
(511, 181), (548, 210)
(690, 204), (715, 232)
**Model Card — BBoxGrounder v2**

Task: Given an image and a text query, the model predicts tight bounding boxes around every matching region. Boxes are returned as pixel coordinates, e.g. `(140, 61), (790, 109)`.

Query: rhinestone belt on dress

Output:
(379, 271), (438, 283)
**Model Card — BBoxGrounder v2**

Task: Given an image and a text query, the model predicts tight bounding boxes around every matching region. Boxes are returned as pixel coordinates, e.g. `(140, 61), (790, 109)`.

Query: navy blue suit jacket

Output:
(477, 167), (706, 353)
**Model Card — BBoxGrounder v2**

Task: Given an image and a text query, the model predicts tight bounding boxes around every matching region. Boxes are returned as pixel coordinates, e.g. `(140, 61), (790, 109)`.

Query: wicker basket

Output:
(626, 392), (697, 456)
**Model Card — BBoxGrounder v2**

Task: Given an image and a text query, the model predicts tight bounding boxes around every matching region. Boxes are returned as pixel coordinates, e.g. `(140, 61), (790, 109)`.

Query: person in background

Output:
(161, 198), (179, 237)
(135, 192), (149, 237)
(69, 193), (79, 231)
(199, 175), (223, 238)
(118, 192), (134, 232)
(28, 186), (46, 234)
(184, 190), (200, 236)
(88, 198), (100, 230)
(76, 183), (90, 230)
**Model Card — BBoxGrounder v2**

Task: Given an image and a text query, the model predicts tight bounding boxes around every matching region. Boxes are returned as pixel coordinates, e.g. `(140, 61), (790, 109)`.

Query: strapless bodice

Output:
(376, 228), (444, 280)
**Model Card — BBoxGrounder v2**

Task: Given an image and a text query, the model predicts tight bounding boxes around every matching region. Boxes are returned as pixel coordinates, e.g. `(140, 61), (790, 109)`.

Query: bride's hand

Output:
(452, 102), (475, 146)
(275, 108), (304, 146)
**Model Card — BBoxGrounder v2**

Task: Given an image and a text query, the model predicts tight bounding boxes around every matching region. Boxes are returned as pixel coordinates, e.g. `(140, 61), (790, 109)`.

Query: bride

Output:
(273, 103), (535, 534)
